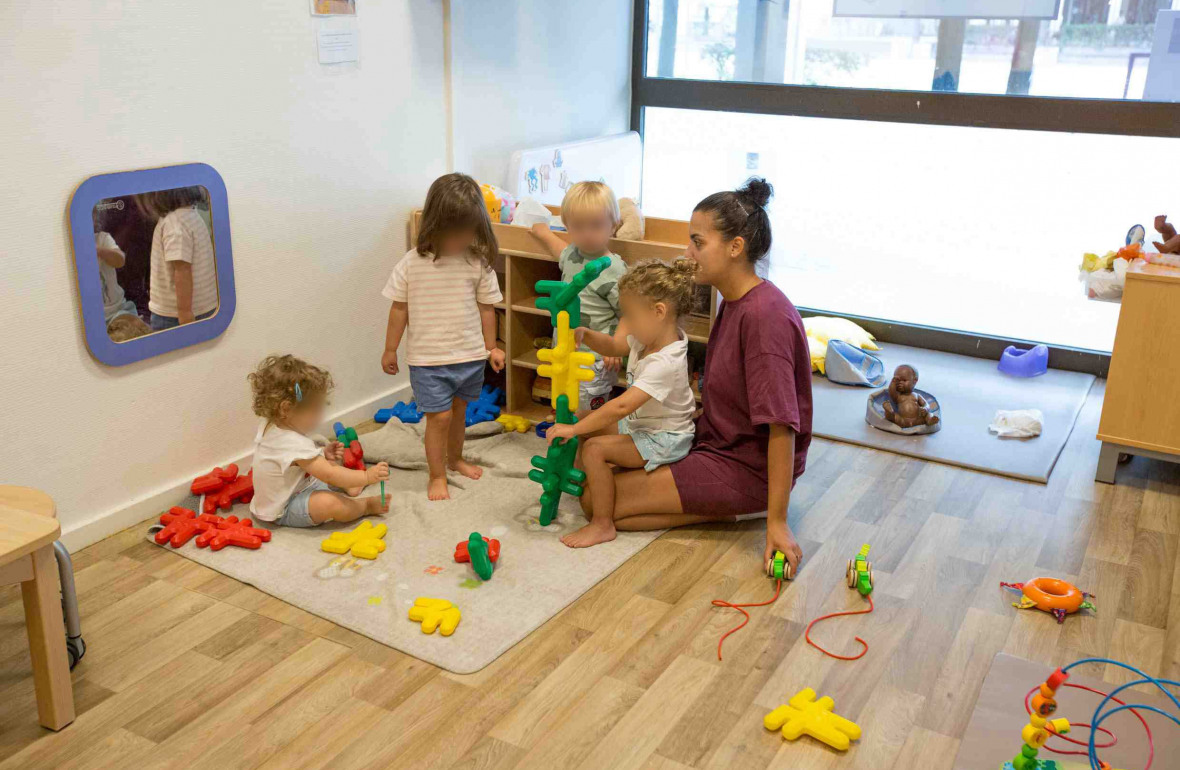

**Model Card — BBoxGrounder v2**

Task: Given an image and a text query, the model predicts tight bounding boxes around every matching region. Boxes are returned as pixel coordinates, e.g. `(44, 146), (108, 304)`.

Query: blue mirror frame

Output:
(69, 163), (236, 366)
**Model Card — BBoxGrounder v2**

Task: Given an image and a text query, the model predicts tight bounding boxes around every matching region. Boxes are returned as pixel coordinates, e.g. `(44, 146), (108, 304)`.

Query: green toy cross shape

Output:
(534, 255), (613, 328)
(529, 394), (586, 526)
(763, 688), (862, 751)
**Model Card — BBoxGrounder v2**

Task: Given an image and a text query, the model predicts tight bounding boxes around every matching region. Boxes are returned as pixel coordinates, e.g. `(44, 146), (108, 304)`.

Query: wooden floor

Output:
(2, 382), (1179, 770)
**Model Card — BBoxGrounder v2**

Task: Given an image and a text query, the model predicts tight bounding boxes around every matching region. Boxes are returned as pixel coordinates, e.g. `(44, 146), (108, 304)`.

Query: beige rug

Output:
(148, 421), (664, 674)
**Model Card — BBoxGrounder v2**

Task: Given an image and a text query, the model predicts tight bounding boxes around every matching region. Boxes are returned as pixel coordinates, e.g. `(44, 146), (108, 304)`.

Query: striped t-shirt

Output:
(148, 207), (218, 318)
(382, 249), (503, 367)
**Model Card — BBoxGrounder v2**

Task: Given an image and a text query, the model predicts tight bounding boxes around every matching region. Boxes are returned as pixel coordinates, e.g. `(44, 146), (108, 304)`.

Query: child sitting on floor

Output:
(381, 173), (506, 500)
(530, 181), (628, 413)
(545, 259), (699, 548)
(248, 354), (390, 527)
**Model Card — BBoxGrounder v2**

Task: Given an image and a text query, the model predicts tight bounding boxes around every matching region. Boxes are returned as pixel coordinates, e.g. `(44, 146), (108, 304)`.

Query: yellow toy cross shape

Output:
(321, 520), (387, 560)
(763, 688), (862, 751)
(536, 310), (596, 412)
(408, 597), (461, 636)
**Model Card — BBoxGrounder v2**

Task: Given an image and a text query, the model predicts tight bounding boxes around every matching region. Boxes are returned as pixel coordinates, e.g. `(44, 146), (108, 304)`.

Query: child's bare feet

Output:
(364, 495), (390, 515)
(561, 520), (617, 548)
(427, 477), (450, 501)
(448, 459), (483, 480)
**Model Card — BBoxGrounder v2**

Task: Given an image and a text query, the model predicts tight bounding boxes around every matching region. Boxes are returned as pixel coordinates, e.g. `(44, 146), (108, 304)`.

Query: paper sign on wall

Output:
(317, 18), (359, 64)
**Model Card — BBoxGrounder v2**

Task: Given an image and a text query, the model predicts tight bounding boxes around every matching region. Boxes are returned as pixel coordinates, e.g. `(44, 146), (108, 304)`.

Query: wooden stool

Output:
(0, 486), (75, 730)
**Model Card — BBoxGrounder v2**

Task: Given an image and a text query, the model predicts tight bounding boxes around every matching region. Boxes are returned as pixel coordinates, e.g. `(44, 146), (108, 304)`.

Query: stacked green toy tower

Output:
(528, 256), (613, 526)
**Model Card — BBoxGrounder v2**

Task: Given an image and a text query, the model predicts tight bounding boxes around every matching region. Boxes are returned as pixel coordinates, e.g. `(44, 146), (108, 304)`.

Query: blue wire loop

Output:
(1059, 658), (1180, 769)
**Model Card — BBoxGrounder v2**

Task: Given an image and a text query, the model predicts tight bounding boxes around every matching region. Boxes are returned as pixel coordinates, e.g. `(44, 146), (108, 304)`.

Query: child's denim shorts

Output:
(276, 479), (335, 528)
(409, 360), (485, 413)
(619, 420), (695, 472)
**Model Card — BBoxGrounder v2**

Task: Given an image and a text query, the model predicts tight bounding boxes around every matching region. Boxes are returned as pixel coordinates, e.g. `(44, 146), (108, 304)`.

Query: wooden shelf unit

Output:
(409, 209), (704, 419)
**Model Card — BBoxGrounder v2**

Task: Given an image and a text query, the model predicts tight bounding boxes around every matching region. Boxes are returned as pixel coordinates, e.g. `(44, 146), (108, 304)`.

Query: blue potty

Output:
(865, 388), (942, 435)
(998, 345), (1048, 378)
(825, 340), (887, 387)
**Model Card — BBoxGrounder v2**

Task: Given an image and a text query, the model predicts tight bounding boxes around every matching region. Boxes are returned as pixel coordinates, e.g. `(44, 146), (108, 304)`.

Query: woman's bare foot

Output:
(448, 459), (483, 480)
(561, 520), (617, 548)
(427, 477), (450, 501)
(364, 495), (390, 514)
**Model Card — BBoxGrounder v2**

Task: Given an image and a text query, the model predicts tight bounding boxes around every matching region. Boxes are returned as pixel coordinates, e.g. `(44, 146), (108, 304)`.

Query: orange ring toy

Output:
(1001, 578), (1096, 624)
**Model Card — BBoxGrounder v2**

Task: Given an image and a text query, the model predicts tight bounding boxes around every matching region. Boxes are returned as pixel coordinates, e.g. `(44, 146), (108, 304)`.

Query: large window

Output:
(635, 1), (1180, 352)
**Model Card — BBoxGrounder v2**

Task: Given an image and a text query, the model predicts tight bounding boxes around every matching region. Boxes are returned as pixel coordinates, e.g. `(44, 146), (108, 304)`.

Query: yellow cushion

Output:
(803, 317), (879, 374)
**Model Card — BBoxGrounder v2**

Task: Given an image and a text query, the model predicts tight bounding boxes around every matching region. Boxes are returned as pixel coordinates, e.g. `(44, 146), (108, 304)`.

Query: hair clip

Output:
(294, 383), (303, 403)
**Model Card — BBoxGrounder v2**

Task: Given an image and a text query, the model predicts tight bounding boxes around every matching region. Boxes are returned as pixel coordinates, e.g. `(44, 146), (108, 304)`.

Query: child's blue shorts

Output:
(276, 479), (335, 528)
(618, 420), (695, 472)
(409, 360), (485, 413)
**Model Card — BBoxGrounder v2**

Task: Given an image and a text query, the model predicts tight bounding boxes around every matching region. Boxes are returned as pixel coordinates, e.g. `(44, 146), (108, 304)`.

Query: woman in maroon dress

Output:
(578, 178), (813, 574)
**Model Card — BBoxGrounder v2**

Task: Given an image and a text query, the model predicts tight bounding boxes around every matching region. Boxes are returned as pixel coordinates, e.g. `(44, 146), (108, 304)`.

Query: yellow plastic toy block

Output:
(321, 520), (387, 560)
(495, 413), (532, 433)
(536, 311), (595, 412)
(408, 597), (461, 636)
(763, 688), (862, 751)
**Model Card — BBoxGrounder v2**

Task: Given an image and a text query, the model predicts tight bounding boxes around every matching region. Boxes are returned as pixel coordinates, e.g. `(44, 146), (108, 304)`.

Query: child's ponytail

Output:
(618, 258), (700, 321)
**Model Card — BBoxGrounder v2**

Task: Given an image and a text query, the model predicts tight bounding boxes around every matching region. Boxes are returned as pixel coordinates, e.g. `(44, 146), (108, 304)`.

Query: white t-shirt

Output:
(382, 249), (503, 366)
(623, 331), (696, 435)
(249, 420), (324, 522)
(95, 231), (127, 322)
(149, 207), (219, 318)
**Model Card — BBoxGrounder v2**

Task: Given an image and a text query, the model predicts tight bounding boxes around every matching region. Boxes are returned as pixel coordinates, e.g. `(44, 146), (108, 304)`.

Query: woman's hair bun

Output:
(736, 177), (773, 209)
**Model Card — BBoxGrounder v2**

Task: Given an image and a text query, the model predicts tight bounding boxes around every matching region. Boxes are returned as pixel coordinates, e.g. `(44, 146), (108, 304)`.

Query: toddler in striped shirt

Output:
(381, 173), (506, 500)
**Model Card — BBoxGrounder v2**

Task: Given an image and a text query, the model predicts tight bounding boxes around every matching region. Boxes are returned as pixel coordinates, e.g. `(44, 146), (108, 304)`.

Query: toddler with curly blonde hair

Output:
(248, 354), (389, 527)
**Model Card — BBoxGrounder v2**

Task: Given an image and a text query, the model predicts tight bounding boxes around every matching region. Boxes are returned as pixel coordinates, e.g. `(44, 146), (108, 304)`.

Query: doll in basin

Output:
(882, 365), (939, 429)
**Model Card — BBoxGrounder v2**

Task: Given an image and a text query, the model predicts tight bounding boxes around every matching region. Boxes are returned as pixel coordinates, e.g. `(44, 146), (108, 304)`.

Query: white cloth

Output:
(622, 331), (696, 435)
(989, 409), (1044, 439)
(95, 231), (127, 322)
(249, 420), (324, 522)
(148, 207), (218, 318)
(382, 248), (503, 366)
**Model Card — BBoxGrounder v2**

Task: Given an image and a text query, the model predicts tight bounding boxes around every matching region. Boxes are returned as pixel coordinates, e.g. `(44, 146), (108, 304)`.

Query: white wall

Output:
(449, 0), (634, 187)
(0, 1), (445, 543)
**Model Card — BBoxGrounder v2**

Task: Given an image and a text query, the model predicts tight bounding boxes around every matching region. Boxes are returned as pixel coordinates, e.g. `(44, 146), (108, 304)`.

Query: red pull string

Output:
(804, 594), (874, 661)
(712, 579), (783, 661)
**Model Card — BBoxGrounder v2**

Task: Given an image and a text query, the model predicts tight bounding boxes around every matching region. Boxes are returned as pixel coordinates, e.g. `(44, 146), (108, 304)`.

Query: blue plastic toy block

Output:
(535, 420), (554, 438)
(375, 401), (424, 424)
(465, 386), (503, 427)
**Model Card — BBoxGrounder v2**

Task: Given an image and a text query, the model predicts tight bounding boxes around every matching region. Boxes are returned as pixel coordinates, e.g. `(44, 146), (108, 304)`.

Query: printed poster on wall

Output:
(833, 0), (1060, 19)
(311, 0), (356, 16)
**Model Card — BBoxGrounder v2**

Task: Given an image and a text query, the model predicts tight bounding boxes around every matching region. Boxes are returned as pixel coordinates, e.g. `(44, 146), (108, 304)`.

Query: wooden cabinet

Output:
(409, 211), (704, 421)
(1096, 263), (1180, 482)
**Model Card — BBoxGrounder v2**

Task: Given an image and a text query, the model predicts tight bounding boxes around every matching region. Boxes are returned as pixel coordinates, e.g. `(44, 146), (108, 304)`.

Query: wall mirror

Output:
(69, 163), (236, 366)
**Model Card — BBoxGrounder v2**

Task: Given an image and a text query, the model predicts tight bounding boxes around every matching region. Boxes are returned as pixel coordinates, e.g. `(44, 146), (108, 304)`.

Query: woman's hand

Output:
(545, 423), (576, 444)
(365, 462), (390, 485)
(381, 350), (399, 375)
(764, 519), (803, 577)
(488, 348), (506, 372)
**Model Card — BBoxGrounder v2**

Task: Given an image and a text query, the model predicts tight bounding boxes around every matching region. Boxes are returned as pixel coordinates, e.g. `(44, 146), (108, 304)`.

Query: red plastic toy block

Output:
(155, 507), (221, 548)
(454, 537), (500, 564)
(195, 515), (271, 551)
(191, 464), (240, 496)
(343, 439), (364, 471)
(203, 471), (254, 514)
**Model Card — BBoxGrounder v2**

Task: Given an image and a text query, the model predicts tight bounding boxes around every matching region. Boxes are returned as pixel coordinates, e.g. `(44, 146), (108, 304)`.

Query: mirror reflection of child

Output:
(248, 355), (390, 528)
(138, 187), (218, 331)
(93, 209), (151, 342)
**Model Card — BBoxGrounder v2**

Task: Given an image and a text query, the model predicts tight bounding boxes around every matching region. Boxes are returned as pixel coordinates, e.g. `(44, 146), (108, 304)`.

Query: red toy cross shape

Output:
(155, 507), (223, 548)
(454, 537), (501, 564)
(191, 464), (240, 496)
(195, 515), (271, 551)
(203, 471), (254, 514)
(343, 439), (364, 471)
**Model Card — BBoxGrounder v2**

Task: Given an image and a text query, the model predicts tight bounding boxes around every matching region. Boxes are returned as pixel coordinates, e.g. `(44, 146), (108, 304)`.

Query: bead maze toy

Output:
(191, 464), (239, 496)
(465, 386), (503, 427)
(529, 395), (586, 527)
(805, 543), (875, 661)
(1002, 578), (1096, 624)
(202, 470), (254, 514)
(495, 413), (531, 433)
(763, 688), (862, 751)
(321, 520), (387, 560)
(408, 597), (461, 636)
(375, 401), (423, 424)
(454, 533), (500, 581)
(333, 422), (365, 471)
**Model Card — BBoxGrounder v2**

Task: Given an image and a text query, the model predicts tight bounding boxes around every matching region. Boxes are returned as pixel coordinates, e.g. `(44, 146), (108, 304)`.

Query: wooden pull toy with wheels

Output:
(846, 544), (873, 596)
(766, 550), (795, 581)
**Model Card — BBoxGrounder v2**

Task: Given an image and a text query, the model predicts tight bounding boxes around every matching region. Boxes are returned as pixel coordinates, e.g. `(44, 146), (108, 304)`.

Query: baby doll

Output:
(882, 365), (939, 429)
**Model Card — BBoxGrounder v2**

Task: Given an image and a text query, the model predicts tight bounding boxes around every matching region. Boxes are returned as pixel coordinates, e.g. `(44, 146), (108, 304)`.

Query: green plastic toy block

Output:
(528, 395), (586, 526)
(534, 255), (612, 328)
(467, 532), (494, 581)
